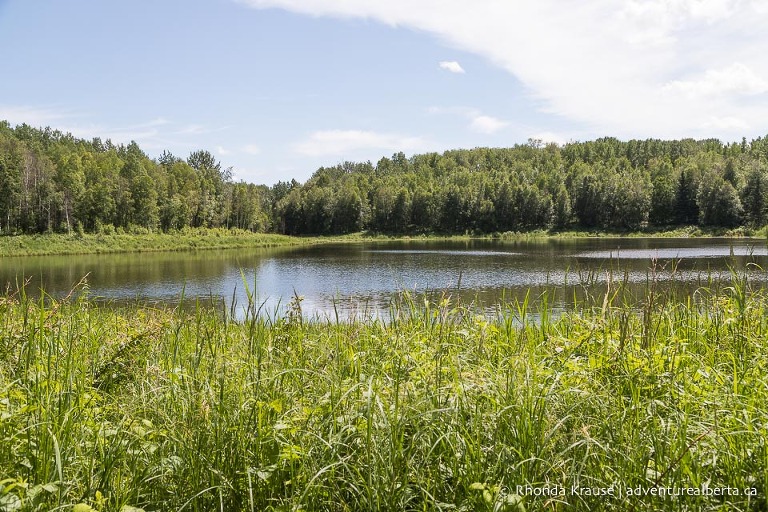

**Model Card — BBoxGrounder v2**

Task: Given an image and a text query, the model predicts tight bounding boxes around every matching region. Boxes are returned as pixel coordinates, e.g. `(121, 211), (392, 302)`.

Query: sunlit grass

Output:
(3, 225), (764, 258)
(1, 273), (767, 511)
(0, 228), (302, 257)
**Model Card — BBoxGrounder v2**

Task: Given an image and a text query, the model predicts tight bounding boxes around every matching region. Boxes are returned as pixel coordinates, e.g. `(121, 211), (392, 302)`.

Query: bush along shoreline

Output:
(1, 272), (766, 511)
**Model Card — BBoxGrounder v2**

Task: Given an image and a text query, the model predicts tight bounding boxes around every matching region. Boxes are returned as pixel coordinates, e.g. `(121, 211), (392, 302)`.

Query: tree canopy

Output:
(2, 121), (768, 236)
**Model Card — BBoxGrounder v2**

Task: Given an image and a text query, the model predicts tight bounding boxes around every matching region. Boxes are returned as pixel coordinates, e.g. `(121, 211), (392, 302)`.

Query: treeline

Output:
(0, 122), (271, 234)
(276, 138), (768, 234)
(3, 120), (768, 236)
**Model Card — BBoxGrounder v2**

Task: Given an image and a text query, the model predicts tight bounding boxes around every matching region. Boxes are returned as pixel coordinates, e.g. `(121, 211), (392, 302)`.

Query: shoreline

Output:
(1, 226), (764, 257)
(0, 229), (304, 257)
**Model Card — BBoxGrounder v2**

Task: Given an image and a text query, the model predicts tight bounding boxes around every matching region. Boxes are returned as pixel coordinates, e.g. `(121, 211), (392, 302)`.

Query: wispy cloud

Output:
(0, 107), (231, 158)
(439, 61), (465, 74)
(702, 116), (749, 131)
(617, 0), (737, 46)
(0, 105), (73, 126)
(238, 0), (768, 140)
(178, 124), (208, 135)
(294, 129), (426, 157)
(216, 145), (232, 156)
(664, 63), (768, 98)
(429, 106), (509, 134)
(242, 144), (261, 155)
(147, 117), (171, 127)
(64, 118), (177, 146)
(469, 115), (508, 134)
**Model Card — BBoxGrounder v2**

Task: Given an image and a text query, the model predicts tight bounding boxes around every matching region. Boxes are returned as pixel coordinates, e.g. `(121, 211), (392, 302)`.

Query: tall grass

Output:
(0, 229), (302, 257)
(1, 273), (766, 511)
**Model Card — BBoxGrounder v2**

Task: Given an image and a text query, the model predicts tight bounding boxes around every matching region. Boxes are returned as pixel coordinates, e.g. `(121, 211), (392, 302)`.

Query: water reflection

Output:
(576, 246), (768, 259)
(365, 249), (521, 256)
(0, 238), (766, 319)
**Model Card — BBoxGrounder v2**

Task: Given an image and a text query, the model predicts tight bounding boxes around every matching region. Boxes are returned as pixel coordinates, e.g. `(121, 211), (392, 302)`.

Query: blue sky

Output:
(2, 0), (767, 184)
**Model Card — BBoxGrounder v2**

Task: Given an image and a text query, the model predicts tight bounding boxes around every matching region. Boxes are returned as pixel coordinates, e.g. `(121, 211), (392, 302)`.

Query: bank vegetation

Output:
(0, 272), (766, 511)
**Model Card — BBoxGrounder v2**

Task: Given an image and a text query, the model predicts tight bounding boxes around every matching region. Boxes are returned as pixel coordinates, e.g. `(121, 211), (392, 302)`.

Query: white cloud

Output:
(178, 124), (207, 135)
(0, 108), (228, 158)
(429, 106), (509, 134)
(0, 105), (72, 126)
(64, 118), (178, 146)
(439, 61), (465, 74)
(242, 144), (261, 155)
(752, 0), (768, 14)
(238, 0), (768, 141)
(469, 115), (508, 134)
(426, 106), (460, 116)
(664, 63), (768, 98)
(216, 145), (232, 156)
(147, 117), (171, 127)
(294, 129), (426, 157)
(702, 116), (749, 131)
(619, 0), (736, 45)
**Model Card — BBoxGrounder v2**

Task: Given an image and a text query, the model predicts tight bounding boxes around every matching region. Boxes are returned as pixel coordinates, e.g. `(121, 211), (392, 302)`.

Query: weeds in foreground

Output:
(0, 275), (767, 511)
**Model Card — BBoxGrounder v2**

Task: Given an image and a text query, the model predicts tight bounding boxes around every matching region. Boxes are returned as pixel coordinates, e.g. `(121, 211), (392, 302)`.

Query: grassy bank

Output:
(2, 225), (766, 257)
(326, 225), (768, 242)
(0, 230), (508, 257)
(548, 225), (768, 239)
(0, 229), (304, 257)
(1, 276), (766, 511)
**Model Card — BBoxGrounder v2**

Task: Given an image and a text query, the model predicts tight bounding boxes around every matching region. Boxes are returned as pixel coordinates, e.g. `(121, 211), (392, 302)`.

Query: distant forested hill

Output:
(2, 120), (767, 235)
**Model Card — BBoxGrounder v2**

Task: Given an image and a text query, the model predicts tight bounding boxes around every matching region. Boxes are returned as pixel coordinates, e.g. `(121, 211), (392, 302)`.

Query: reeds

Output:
(1, 273), (766, 511)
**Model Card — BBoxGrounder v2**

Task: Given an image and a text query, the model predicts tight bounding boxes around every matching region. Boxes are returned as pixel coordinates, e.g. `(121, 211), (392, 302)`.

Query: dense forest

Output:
(2, 120), (768, 236)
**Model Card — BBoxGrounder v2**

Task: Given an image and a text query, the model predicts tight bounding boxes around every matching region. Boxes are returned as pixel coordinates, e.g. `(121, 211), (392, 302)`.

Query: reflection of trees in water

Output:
(0, 247), (289, 296)
(2, 240), (767, 319)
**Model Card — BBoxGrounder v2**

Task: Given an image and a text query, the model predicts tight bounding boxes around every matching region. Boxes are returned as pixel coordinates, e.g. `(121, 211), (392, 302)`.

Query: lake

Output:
(1, 237), (767, 319)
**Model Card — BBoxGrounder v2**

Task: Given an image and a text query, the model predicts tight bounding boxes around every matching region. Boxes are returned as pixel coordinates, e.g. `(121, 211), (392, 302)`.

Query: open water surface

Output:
(1, 238), (766, 319)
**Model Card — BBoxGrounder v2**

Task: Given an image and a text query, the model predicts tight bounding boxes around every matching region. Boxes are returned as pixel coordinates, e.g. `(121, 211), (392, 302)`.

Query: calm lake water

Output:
(1, 238), (767, 319)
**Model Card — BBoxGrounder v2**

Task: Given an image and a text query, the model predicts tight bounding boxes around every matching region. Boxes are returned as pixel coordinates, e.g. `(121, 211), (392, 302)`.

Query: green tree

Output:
(493, 181), (515, 232)
(303, 186), (334, 234)
(674, 167), (699, 225)
(77, 151), (119, 231)
(188, 150), (230, 227)
(602, 170), (651, 230)
(697, 176), (743, 227)
(277, 188), (305, 235)
(440, 185), (469, 232)
(131, 173), (159, 229)
(572, 172), (602, 228)
(18, 147), (56, 232)
(740, 167), (767, 227)
(552, 184), (571, 229)
(333, 186), (365, 233)
(391, 188), (411, 232)
(648, 159), (676, 226)
(410, 189), (439, 232)
(0, 135), (22, 232)
(512, 184), (553, 230)
(372, 186), (397, 231)
(228, 182), (264, 231)
(53, 152), (85, 233)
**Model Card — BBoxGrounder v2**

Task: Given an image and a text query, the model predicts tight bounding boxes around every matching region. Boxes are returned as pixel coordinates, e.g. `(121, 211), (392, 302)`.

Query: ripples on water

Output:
(1, 238), (766, 319)
(575, 246), (768, 259)
(365, 249), (521, 256)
